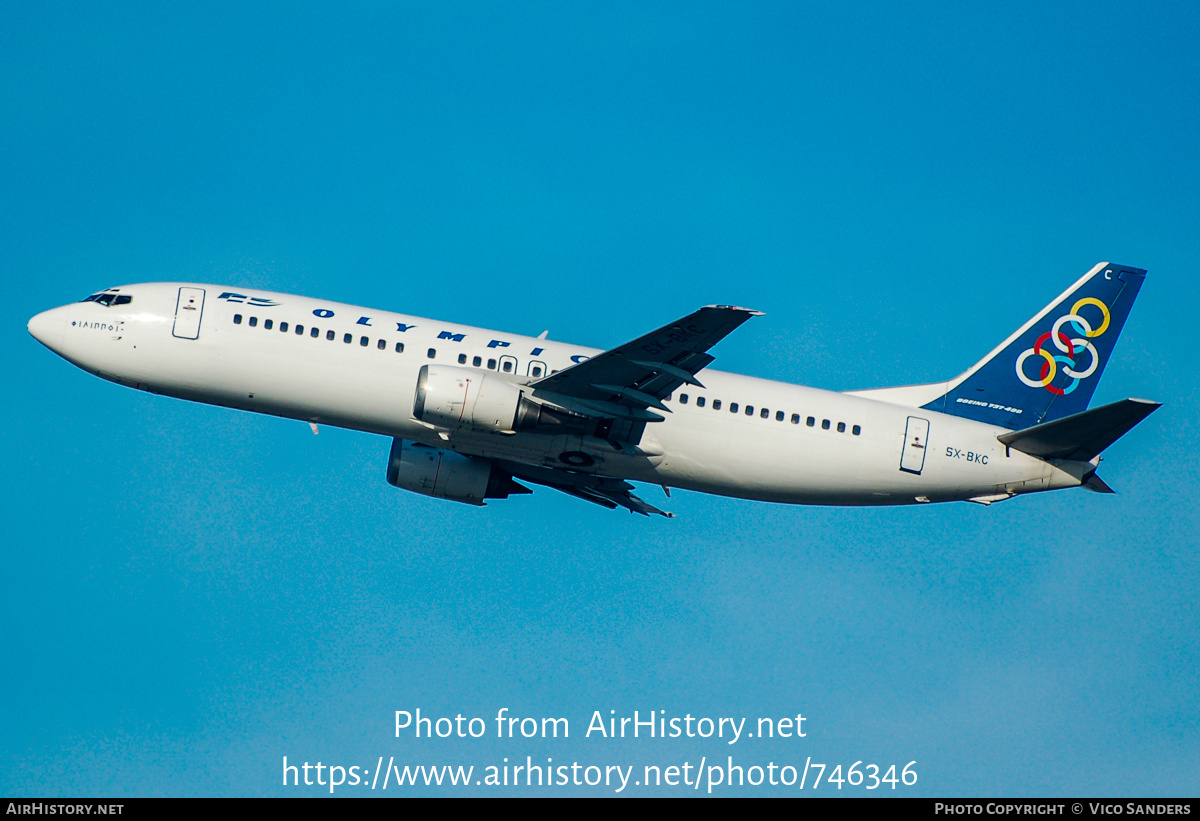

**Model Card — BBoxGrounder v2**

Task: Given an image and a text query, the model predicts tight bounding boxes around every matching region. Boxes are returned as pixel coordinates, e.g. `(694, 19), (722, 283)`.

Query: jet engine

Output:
(412, 365), (583, 433)
(385, 438), (529, 506)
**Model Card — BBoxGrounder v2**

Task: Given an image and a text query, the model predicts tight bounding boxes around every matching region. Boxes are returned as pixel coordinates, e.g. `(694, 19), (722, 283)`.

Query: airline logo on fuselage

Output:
(1015, 297), (1111, 396)
(217, 291), (583, 362)
(218, 292), (280, 307)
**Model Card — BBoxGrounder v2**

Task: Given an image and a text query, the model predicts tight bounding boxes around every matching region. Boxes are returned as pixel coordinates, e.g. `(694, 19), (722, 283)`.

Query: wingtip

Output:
(703, 304), (764, 316)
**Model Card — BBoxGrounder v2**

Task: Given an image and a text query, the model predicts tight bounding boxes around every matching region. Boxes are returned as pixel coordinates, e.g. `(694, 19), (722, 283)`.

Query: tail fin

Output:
(921, 262), (1146, 429)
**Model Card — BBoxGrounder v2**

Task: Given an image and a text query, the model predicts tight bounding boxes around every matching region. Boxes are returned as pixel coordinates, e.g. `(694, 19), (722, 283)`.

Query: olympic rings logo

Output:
(1015, 297), (1111, 396)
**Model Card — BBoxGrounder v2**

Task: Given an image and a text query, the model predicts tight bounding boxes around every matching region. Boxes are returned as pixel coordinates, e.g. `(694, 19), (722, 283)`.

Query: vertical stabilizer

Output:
(921, 262), (1146, 429)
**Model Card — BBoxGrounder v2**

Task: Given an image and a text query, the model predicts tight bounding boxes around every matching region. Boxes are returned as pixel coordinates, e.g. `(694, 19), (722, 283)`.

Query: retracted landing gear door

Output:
(173, 287), (206, 339)
(900, 416), (930, 475)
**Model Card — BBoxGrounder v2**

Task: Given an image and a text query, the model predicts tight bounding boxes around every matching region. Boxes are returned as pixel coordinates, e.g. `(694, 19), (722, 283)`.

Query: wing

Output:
(466, 306), (761, 518)
(529, 304), (762, 422)
(497, 461), (674, 518)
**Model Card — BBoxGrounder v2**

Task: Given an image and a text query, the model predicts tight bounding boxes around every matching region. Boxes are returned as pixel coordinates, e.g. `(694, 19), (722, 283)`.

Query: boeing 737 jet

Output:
(28, 262), (1158, 517)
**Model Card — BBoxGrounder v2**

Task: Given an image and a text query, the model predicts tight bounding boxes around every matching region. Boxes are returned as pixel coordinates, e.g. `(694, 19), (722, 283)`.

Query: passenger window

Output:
(487, 359), (496, 370)
(679, 394), (689, 404)
(326, 330), (335, 340)
(761, 408), (769, 419)
(473, 356), (482, 367)
(427, 348), (436, 358)
(378, 339), (386, 350)
(776, 410), (784, 421)
(234, 314), (242, 324)
(791, 413), (800, 424)
(807, 416), (815, 427)
(852, 425), (861, 436)
(264, 319), (273, 330)
(310, 327), (318, 338)
(502, 361), (513, 373)
(696, 397), (706, 407)
(837, 422), (846, 433)
(344, 333), (352, 343)
(249, 317), (258, 327)
(746, 405), (754, 416)
(280, 322), (288, 333)
(395, 342), (404, 353)
(458, 354), (467, 364)
(531, 366), (543, 377)
(295, 325), (304, 335)
(822, 419), (831, 430)
(730, 403), (739, 413)
(712, 399), (721, 410)
(360, 336), (369, 347)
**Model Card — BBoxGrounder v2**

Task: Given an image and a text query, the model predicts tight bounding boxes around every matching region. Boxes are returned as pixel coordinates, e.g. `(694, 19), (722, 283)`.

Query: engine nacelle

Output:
(413, 365), (543, 432)
(385, 438), (529, 506)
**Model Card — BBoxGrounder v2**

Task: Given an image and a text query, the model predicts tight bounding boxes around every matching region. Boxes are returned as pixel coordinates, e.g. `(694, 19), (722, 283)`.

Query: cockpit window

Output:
(81, 292), (132, 307)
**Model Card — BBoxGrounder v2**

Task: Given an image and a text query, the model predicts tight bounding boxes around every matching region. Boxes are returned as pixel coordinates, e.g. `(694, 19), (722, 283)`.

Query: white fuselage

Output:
(29, 283), (1087, 507)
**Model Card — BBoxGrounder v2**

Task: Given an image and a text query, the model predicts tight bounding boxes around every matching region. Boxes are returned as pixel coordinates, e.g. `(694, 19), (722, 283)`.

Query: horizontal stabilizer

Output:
(997, 398), (1161, 462)
(1084, 473), (1116, 494)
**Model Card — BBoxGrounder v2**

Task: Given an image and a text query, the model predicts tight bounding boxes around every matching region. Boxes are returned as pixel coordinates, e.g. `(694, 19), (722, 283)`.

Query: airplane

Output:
(27, 261), (1159, 518)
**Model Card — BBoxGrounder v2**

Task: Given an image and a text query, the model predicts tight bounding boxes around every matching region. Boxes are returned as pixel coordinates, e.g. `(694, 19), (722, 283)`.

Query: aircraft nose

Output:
(28, 306), (69, 352)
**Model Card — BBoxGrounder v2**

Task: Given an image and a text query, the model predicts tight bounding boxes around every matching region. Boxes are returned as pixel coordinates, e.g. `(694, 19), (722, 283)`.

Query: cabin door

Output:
(900, 416), (930, 475)
(172, 287), (206, 340)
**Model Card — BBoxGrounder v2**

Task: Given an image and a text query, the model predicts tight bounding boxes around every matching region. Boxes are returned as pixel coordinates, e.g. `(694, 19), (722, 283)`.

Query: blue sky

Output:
(3, 1), (1198, 796)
